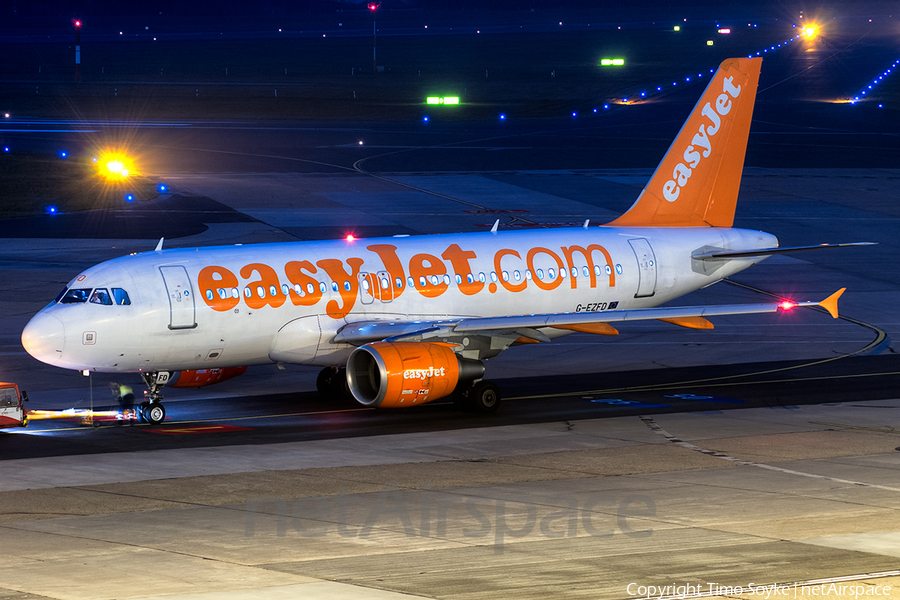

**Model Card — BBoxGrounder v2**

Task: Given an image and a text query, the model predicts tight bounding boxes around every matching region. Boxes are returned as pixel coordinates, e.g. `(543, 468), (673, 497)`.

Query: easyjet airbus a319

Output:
(22, 58), (866, 424)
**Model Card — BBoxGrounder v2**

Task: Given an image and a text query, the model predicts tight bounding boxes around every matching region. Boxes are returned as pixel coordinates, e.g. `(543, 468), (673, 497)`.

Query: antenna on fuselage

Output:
(154, 237), (164, 252)
(584, 219), (590, 229)
(490, 219), (499, 234)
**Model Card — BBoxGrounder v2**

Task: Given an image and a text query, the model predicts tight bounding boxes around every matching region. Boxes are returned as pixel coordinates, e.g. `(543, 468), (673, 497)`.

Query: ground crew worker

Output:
(111, 382), (136, 424)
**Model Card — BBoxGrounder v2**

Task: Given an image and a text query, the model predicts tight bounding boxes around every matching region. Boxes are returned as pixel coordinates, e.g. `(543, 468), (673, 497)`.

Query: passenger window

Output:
(61, 288), (92, 304)
(479, 272), (486, 283)
(615, 264), (623, 274)
(319, 282), (327, 293)
(396, 277), (403, 289)
(90, 288), (112, 305)
(490, 272), (497, 282)
(331, 282), (339, 293)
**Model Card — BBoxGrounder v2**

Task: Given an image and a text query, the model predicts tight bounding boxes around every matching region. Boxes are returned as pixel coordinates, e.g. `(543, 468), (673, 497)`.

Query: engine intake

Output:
(346, 342), (484, 408)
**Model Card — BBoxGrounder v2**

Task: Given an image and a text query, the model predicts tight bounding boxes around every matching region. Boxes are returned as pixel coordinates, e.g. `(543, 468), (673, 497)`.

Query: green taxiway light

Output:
(600, 58), (625, 66)
(426, 96), (460, 105)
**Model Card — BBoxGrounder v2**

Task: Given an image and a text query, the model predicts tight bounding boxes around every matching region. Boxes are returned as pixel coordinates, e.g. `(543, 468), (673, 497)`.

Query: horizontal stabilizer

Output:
(693, 242), (876, 261)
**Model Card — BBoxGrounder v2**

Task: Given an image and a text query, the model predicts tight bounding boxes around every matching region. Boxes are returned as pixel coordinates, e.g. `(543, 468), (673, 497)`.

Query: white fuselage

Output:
(22, 225), (776, 373)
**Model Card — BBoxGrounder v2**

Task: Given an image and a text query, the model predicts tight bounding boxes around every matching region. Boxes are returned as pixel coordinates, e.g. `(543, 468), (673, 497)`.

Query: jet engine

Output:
(346, 342), (484, 408)
(170, 366), (248, 388)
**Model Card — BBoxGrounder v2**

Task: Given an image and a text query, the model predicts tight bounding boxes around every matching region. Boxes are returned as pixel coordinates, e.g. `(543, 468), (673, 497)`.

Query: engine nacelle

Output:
(346, 342), (484, 408)
(170, 366), (248, 388)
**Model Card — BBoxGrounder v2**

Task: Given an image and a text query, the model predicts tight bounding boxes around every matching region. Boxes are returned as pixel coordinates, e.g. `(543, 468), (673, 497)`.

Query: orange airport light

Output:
(96, 152), (136, 181)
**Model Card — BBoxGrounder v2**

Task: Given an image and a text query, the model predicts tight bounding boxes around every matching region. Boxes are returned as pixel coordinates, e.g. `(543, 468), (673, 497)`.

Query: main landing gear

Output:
(455, 379), (501, 413)
(316, 367), (351, 401)
(139, 371), (170, 425)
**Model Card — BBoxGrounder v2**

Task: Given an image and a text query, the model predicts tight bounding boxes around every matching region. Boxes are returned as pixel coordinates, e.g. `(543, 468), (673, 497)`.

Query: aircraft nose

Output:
(21, 311), (66, 366)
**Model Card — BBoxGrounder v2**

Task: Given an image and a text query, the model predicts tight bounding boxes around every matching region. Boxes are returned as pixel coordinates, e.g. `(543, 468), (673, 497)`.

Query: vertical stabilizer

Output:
(607, 57), (762, 228)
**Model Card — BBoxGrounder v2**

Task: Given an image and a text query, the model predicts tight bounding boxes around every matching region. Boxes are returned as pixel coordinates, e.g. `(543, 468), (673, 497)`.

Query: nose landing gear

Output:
(140, 371), (171, 425)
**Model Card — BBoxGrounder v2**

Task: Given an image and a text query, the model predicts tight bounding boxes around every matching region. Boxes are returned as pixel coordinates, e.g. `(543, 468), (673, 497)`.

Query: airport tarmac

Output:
(1, 164), (899, 599)
(1, 403), (899, 599)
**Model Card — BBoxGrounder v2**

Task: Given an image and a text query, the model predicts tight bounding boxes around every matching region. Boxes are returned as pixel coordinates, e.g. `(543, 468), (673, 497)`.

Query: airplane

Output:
(21, 57), (868, 425)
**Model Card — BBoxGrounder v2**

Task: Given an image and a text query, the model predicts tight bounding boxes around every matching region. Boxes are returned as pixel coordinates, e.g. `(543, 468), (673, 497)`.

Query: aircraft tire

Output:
(317, 367), (351, 400)
(146, 403), (166, 425)
(466, 380), (500, 413)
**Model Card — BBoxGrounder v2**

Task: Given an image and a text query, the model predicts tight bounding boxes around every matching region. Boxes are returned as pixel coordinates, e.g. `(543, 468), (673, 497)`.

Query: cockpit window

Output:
(111, 288), (131, 305)
(90, 288), (113, 305)
(54, 287), (68, 303)
(60, 288), (91, 304)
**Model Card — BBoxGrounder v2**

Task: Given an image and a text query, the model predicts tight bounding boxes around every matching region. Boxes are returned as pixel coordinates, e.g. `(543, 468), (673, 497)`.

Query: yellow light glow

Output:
(97, 152), (136, 181)
(803, 25), (818, 39)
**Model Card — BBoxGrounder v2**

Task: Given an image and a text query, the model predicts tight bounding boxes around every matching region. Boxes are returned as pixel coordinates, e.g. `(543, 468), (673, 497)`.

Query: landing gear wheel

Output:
(465, 380), (501, 413)
(317, 367), (351, 400)
(146, 403), (166, 425)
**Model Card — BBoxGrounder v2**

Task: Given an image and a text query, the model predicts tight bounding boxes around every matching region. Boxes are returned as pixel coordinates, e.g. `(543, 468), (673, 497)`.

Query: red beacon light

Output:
(345, 234), (356, 242)
(74, 20), (82, 27)
(367, 2), (380, 10)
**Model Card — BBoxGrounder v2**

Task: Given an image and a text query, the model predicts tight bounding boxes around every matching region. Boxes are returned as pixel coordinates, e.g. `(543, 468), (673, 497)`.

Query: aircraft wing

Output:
(334, 289), (845, 345)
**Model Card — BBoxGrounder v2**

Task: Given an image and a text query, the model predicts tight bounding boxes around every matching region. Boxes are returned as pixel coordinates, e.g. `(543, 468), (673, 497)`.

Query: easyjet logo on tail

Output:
(663, 76), (742, 203)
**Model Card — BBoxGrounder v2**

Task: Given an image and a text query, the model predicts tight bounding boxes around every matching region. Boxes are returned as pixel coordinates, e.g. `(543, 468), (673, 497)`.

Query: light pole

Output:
(368, 2), (380, 73)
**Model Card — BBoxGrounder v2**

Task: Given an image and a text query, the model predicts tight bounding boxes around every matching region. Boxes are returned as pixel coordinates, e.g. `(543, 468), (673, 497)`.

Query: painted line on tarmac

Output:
(639, 415), (900, 493)
(17, 406), (375, 432)
(510, 368), (900, 401)
(810, 421), (900, 435)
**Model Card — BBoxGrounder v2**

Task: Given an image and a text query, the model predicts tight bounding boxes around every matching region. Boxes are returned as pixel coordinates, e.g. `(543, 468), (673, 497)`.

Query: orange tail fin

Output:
(607, 57), (762, 228)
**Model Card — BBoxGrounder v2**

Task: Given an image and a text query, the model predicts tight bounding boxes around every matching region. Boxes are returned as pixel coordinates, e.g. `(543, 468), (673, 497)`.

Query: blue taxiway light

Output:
(157, 184), (168, 192)
(124, 194), (135, 202)
(46, 206), (57, 214)
(59, 151), (68, 158)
